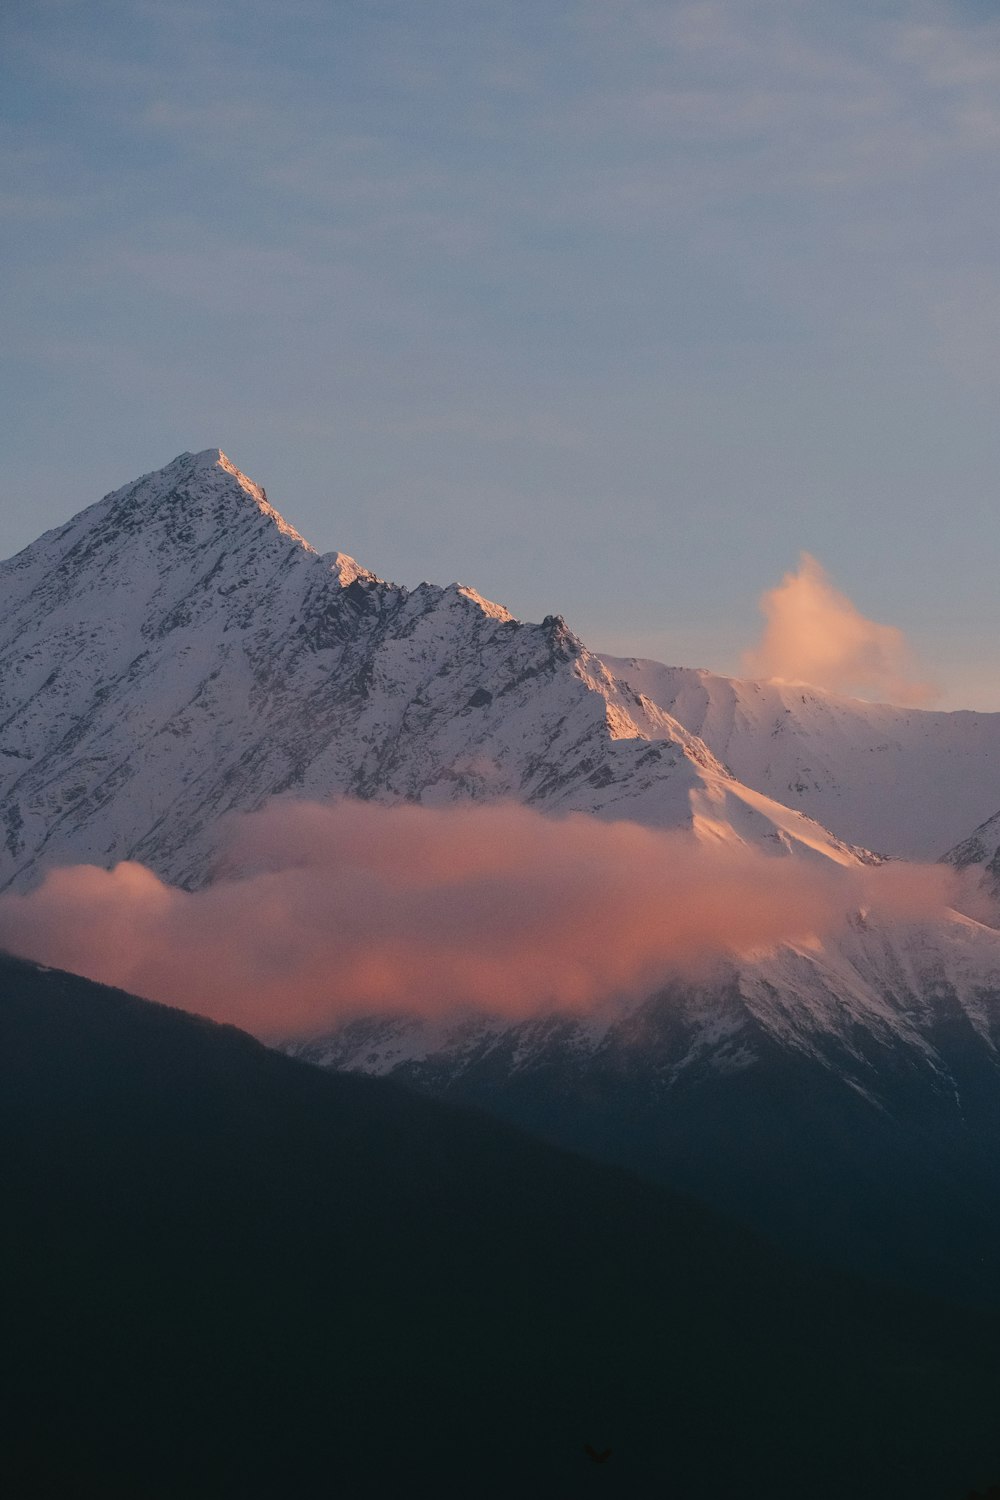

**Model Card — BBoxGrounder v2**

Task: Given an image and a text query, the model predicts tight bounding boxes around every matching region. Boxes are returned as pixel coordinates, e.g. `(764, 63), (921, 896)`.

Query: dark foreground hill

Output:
(300, 942), (1000, 1307)
(3, 955), (1000, 1500)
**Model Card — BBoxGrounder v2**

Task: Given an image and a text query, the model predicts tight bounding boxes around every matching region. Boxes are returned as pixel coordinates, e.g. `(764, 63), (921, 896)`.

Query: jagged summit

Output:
(324, 550), (382, 588)
(1, 449), (315, 614)
(175, 446), (229, 471)
(169, 447), (265, 494)
(117, 448), (315, 549)
(0, 451), (867, 890)
(4, 449), (996, 882)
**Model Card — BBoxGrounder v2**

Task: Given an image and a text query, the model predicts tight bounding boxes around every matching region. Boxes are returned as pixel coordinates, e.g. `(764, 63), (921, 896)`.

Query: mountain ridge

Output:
(0, 449), (870, 890)
(602, 654), (1000, 859)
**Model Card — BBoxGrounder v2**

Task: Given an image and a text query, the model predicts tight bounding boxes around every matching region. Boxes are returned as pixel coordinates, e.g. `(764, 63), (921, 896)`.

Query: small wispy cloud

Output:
(743, 552), (937, 705)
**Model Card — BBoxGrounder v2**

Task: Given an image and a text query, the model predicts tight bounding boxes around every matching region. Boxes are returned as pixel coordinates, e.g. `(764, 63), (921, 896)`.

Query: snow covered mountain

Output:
(601, 657), (1000, 859)
(7, 446), (1000, 1300)
(0, 449), (864, 891)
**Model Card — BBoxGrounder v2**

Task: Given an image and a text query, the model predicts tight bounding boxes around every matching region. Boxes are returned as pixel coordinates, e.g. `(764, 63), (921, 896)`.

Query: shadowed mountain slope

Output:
(295, 911), (1000, 1304)
(4, 952), (1000, 1499)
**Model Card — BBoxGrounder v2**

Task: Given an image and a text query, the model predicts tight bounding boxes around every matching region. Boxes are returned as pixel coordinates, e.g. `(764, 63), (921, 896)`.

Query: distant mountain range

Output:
(6, 448), (1000, 1304)
(5, 953), (1000, 1499)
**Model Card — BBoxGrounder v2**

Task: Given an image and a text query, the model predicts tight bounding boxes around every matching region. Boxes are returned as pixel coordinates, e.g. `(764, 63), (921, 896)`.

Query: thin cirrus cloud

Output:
(0, 797), (956, 1039)
(743, 552), (937, 706)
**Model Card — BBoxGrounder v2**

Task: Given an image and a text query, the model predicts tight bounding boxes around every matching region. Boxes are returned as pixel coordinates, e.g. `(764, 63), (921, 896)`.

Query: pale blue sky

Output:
(4, 0), (1000, 706)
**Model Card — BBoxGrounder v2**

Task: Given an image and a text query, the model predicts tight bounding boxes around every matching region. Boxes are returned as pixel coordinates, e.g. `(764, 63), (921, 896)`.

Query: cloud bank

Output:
(0, 799), (956, 1038)
(743, 552), (936, 705)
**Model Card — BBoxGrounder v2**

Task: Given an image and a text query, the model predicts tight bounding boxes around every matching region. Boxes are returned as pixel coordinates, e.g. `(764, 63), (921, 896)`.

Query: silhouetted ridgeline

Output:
(3, 952), (1000, 1499)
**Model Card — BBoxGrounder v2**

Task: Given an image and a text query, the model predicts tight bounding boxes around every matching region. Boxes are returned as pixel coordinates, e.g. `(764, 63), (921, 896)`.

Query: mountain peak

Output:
(323, 550), (382, 588)
(184, 446), (228, 468)
(164, 447), (241, 474)
(0, 451), (884, 892)
(141, 449), (313, 550)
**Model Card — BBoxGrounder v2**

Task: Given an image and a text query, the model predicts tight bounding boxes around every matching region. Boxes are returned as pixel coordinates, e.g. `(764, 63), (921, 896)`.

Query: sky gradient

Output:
(3, 0), (1000, 707)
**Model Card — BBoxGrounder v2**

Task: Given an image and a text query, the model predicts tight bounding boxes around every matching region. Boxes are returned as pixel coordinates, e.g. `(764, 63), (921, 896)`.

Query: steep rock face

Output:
(0, 450), (861, 889)
(603, 656), (1000, 859)
(291, 909), (1000, 1299)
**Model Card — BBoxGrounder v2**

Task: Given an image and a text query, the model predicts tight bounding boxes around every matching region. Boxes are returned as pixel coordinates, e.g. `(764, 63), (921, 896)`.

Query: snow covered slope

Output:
(0, 450), (859, 891)
(601, 657), (1000, 859)
(296, 909), (1000, 1085)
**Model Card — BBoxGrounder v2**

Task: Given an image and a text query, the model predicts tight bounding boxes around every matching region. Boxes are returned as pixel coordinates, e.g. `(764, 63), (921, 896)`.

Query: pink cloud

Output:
(0, 798), (955, 1038)
(743, 552), (936, 705)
